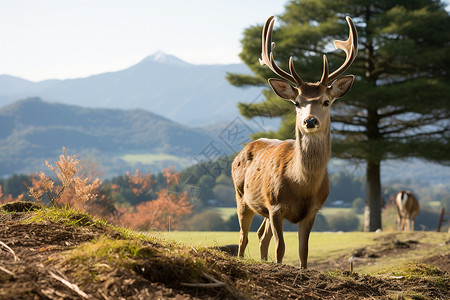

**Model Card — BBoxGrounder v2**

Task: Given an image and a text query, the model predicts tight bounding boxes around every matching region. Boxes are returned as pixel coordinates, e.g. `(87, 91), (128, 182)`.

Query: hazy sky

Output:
(0, 0), (287, 82)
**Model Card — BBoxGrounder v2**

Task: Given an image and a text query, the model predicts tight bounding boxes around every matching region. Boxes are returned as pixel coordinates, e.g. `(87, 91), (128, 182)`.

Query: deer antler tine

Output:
(259, 16), (302, 86)
(326, 16), (358, 83)
(320, 55), (329, 85)
(259, 16), (275, 66)
(289, 57), (303, 86)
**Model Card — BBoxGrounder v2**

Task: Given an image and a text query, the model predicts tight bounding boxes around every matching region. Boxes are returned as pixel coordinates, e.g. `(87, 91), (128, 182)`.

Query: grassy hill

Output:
(0, 202), (448, 299)
(0, 98), (217, 176)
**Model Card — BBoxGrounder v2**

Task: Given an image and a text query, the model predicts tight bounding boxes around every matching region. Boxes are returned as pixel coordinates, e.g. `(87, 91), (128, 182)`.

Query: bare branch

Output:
(49, 271), (89, 299)
(0, 241), (19, 261)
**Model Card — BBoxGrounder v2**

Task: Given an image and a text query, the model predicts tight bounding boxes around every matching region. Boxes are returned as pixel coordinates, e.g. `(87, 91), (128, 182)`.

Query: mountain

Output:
(0, 98), (220, 177)
(0, 52), (262, 126)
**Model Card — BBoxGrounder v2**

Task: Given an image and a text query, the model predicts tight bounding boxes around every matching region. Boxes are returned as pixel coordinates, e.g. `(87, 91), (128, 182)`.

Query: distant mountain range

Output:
(0, 98), (223, 177)
(0, 52), (263, 126)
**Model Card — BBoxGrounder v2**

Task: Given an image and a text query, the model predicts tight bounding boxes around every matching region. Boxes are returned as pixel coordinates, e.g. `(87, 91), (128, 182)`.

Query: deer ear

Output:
(329, 75), (354, 99)
(268, 79), (299, 101)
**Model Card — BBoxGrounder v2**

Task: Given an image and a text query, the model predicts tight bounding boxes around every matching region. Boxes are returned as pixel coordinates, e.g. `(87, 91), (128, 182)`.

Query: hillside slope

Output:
(0, 52), (262, 126)
(0, 203), (448, 299)
(0, 98), (216, 176)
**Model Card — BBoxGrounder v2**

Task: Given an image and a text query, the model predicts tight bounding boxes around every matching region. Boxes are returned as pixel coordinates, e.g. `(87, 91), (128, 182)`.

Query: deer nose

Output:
(304, 118), (318, 129)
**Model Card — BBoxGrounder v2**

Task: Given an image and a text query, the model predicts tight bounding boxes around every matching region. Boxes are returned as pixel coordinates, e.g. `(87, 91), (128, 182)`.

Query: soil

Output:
(0, 208), (449, 299)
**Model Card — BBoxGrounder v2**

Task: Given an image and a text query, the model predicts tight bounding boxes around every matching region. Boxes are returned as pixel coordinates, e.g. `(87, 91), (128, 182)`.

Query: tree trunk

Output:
(363, 160), (382, 232)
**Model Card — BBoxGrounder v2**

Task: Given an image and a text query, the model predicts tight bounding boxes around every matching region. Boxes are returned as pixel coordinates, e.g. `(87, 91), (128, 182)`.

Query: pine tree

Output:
(228, 0), (450, 231)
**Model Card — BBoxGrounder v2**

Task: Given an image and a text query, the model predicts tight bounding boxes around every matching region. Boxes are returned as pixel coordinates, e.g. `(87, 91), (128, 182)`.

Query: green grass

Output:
(23, 205), (107, 228)
(212, 207), (237, 220)
(213, 206), (366, 225)
(159, 230), (450, 272)
(120, 153), (190, 166)
(157, 231), (377, 266)
(427, 201), (442, 209)
(319, 207), (353, 217)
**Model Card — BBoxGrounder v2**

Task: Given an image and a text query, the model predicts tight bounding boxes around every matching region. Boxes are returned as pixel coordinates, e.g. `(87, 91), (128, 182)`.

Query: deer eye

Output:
(323, 100), (330, 107)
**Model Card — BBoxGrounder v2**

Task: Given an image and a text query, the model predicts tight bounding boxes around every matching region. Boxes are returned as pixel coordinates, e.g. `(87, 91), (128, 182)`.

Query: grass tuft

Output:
(23, 205), (98, 227)
(387, 262), (445, 279)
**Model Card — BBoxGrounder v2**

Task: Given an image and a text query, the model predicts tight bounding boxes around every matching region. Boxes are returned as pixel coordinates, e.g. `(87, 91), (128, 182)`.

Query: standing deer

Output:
(232, 15), (358, 269)
(395, 190), (419, 231)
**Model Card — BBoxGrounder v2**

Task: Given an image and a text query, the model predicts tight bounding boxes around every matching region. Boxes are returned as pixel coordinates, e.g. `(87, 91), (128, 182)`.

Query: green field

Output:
(158, 231), (376, 266)
(212, 206), (365, 224)
(212, 207), (237, 220)
(120, 153), (191, 166)
(154, 230), (449, 273)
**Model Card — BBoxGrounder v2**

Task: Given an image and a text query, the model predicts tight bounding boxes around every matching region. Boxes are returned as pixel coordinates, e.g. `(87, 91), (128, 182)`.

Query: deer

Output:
(395, 190), (420, 231)
(231, 15), (358, 269)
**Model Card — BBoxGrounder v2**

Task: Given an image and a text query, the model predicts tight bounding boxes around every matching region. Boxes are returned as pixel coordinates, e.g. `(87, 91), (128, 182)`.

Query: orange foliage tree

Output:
(115, 168), (192, 231)
(124, 170), (154, 205)
(0, 185), (24, 205)
(27, 147), (101, 211)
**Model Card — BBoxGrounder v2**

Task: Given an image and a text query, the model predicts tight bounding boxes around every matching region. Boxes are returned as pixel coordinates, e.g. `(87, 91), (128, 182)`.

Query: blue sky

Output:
(0, 0), (286, 81)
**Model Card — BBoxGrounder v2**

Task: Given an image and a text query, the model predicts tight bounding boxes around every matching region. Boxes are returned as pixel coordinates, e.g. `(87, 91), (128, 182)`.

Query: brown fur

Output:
(233, 15), (357, 268)
(395, 190), (420, 231)
(232, 78), (353, 269)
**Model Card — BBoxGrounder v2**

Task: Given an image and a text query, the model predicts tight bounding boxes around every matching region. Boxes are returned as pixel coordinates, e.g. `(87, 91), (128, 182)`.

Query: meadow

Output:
(158, 230), (449, 273)
(120, 152), (190, 166)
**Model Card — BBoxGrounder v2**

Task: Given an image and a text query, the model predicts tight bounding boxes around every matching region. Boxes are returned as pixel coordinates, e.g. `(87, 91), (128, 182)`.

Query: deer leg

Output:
(399, 217), (405, 231)
(397, 215), (402, 231)
(257, 217), (273, 261)
(237, 203), (254, 258)
(269, 210), (285, 263)
(411, 219), (415, 232)
(298, 215), (316, 269)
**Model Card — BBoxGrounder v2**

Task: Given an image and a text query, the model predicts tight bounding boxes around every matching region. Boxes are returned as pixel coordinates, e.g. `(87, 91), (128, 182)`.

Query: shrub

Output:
(113, 168), (193, 231)
(212, 184), (235, 207)
(183, 210), (226, 231)
(27, 147), (101, 211)
(352, 197), (365, 214)
(327, 212), (360, 231)
(441, 196), (450, 211)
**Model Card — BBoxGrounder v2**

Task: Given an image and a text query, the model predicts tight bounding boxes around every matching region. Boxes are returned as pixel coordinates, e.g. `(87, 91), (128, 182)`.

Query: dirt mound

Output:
(0, 209), (449, 299)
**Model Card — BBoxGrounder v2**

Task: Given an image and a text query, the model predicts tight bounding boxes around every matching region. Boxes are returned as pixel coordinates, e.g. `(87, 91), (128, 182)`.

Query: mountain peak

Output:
(140, 51), (191, 67)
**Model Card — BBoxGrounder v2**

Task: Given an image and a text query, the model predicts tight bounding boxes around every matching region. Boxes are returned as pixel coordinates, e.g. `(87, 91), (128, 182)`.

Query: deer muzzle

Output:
(304, 117), (319, 129)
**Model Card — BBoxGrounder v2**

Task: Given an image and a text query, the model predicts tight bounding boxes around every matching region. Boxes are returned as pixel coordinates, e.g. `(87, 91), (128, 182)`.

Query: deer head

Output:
(259, 16), (358, 135)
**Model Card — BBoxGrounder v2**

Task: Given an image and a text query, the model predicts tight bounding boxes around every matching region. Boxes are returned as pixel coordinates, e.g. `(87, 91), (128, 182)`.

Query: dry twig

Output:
(49, 270), (89, 299)
(181, 271), (241, 298)
(0, 265), (15, 277)
(0, 241), (19, 261)
(181, 271), (225, 288)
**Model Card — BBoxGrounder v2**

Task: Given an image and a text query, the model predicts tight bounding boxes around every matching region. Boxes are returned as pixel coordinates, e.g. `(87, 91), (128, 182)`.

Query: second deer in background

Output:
(395, 190), (420, 231)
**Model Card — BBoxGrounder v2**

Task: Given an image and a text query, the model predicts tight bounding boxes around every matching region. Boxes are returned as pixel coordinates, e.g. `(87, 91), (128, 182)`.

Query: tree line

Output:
(2, 148), (448, 232)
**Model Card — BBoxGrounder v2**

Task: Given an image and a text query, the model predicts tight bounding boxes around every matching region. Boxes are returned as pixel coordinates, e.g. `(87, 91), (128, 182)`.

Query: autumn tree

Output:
(0, 185), (24, 204)
(28, 147), (101, 211)
(117, 168), (192, 230)
(124, 169), (155, 205)
(228, 0), (450, 231)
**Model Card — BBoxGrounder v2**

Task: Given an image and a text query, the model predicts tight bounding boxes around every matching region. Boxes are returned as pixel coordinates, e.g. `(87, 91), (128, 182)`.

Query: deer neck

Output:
(289, 123), (331, 183)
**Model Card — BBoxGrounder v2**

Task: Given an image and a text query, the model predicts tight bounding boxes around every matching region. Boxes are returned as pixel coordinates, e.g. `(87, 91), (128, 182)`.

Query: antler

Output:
(259, 16), (303, 87)
(260, 16), (358, 87)
(321, 16), (358, 85)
